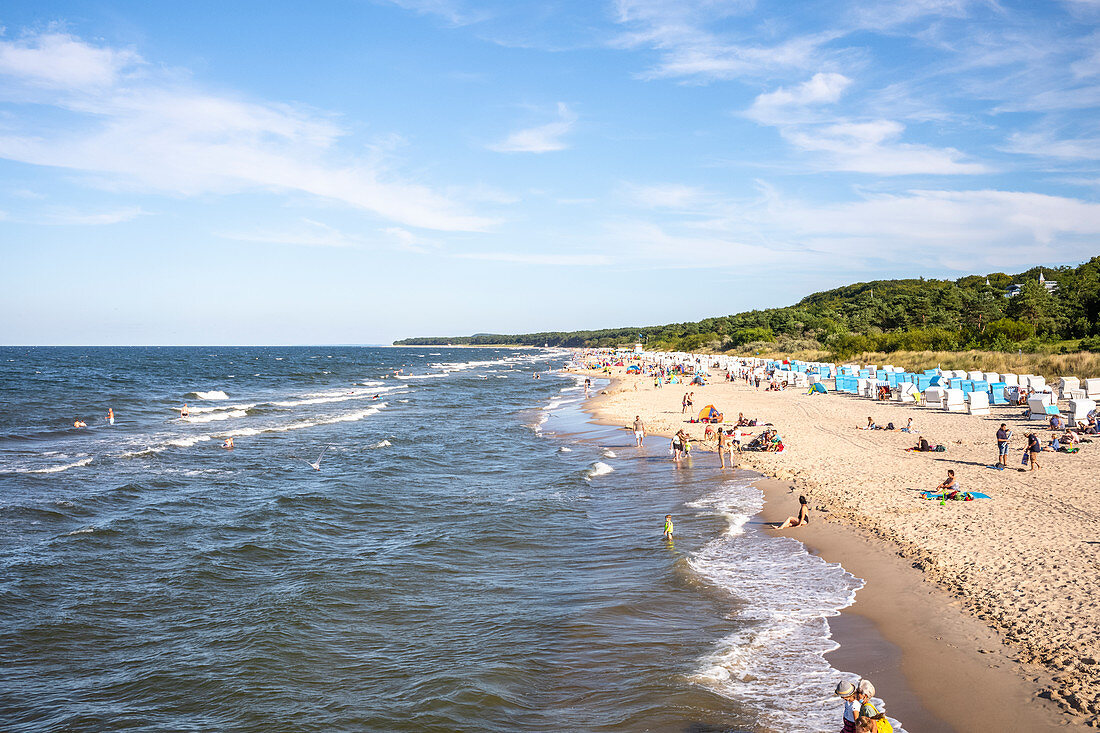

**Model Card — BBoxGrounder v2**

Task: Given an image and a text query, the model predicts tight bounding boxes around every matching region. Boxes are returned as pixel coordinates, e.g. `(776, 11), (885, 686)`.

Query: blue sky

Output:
(2, 0), (1099, 345)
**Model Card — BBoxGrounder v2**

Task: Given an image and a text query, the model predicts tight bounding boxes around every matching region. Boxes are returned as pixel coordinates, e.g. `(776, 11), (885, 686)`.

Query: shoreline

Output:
(582, 372), (1079, 731)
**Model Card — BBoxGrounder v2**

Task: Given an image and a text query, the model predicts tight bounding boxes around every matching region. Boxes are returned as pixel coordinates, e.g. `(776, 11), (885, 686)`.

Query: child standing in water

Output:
(663, 515), (674, 540)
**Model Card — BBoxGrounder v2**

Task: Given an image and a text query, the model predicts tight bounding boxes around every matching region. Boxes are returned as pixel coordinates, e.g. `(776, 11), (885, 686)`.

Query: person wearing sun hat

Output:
(835, 679), (860, 732)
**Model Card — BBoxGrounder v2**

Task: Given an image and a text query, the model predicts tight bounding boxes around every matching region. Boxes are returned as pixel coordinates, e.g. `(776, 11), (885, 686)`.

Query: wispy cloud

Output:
(623, 182), (706, 209)
(488, 102), (576, 153)
(0, 30), (494, 232)
(612, 0), (839, 82)
(0, 31), (141, 90)
(1003, 131), (1100, 160)
(782, 120), (990, 174)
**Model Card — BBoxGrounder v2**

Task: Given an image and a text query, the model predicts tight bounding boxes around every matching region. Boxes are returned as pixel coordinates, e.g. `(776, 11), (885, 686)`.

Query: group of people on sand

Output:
(860, 416), (915, 433)
(836, 678), (891, 732)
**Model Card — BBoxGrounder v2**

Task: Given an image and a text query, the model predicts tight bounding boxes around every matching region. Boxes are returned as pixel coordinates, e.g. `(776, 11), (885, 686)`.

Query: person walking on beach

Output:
(717, 428), (733, 468)
(996, 423), (1012, 469)
(633, 415), (646, 447)
(682, 393), (689, 414)
(1027, 432), (1042, 470)
(686, 391), (694, 414)
(663, 514), (674, 540)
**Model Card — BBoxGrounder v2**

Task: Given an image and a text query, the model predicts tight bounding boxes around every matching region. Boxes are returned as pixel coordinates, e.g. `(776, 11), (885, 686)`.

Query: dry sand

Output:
(580, 368), (1100, 728)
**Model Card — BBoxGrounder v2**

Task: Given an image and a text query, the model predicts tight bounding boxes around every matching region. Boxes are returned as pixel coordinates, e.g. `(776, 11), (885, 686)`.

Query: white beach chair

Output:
(967, 391), (990, 415)
(983, 372), (1000, 384)
(944, 388), (966, 412)
(924, 387), (947, 409)
(1001, 373), (1018, 387)
(1059, 377), (1080, 400)
(1069, 399), (1096, 424)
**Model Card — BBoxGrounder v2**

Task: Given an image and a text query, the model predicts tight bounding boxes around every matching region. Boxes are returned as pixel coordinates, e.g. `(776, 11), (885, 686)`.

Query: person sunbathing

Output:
(935, 469), (959, 492)
(778, 495), (810, 528)
(861, 417), (877, 430)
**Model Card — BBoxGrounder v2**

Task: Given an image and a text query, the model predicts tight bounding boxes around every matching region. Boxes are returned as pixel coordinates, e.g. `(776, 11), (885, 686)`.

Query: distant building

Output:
(1005, 271), (1058, 298)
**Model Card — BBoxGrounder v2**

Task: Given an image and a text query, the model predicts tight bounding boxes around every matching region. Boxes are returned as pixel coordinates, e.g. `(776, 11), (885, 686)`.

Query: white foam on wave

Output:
(65, 526), (97, 536)
(558, 446), (572, 452)
(685, 479), (880, 733)
(370, 439), (392, 448)
(188, 390), (229, 400)
(221, 404), (386, 438)
(271, 389), (392, 408)
(182, 409), (248, 423)
(16, 456), (94, 474)
(602, 449), (617, 458)
(186, 402), (256, 415)
(395, 372), (448, 380)
(585, 461), (614, 480)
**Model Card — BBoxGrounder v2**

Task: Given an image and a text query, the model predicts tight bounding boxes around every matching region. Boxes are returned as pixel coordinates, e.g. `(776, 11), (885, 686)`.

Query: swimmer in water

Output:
(107, 408), (114, 425)
(74, 420), (87, 428)
(181, 404), (189, 418)
(223, 437), (234, 450)
(663, 514), (674, 540)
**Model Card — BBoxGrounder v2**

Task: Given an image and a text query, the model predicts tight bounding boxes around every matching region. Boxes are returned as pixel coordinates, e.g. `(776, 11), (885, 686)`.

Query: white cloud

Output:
(0, 30), (493, 232)
(488, 102), (576, 153)
(612, 0), (837, 83)
(1003, 132), (1100, 160)
(0, 32), (141, 90)
(782, 120), (990, 174)
(745, 72), (852, 123)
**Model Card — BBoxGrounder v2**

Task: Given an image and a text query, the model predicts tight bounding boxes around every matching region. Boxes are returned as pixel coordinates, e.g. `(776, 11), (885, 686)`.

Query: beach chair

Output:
(896, 382), (919, 403)
(967, 391), (990, 415)
(989, 382), (1009, 405)
(944, 388), (966, 412)
(1069, 399), (1096, 424)
(967, 370), (984, 382)
(1028, 395), (1058, 420)
(1085, 379), (1100, 399)
(924, 386), (947, 409)
(1059, 377), (1081, 400)
(1001, 373), (1018, 387)
(983, 372), (1000, 384)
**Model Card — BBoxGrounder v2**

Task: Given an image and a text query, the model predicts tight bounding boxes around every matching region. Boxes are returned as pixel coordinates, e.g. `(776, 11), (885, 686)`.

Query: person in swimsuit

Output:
(779, 495), (809, 528)
(73, 420), (87, 428)
(181, 404), (189, 417)
(717, 428), (731, 468)
(223, 437), (234, 450)
(663, 514), (674, 540)
(633, 415), (646, 447)
(106, 408), (114, 425)
(935, 469), (959, 492)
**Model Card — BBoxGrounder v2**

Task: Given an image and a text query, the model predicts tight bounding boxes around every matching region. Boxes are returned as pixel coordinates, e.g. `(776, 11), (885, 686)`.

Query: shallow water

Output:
(0, 347), (879, 732)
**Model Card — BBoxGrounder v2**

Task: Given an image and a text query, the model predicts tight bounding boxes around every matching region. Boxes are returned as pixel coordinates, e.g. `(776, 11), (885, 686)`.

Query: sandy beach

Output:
(579, 366), (1100, 728)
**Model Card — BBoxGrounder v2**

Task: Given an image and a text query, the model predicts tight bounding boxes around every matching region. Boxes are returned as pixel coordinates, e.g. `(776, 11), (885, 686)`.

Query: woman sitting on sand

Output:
(935, 469), (959, 492)
(913, 435), (931, 452)
(778, 495), (809, 528)
(862, 417), (877, 430)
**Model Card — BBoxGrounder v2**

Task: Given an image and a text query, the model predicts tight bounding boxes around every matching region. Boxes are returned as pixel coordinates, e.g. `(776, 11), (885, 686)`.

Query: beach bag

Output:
(860, 703), (893, 733)
(934, 445), (946, 452)
(1022, 452), (1030, 466)
(886, 423), (895, 431)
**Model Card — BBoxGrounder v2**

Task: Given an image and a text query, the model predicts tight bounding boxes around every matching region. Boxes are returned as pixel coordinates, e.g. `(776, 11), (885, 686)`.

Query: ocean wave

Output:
(182, 409), (248, 423)
(585, 461), (614, 480)
(602, 449), (617, 459)
(186, 402), (257, 415)
(64, 526), (98, 536)
(13, 456), (94, 474)
(395, 372), (448, 380)
(370, 439), (392, 448)
(221, 404), (386, 438)
(558, 446), (572, 452)
(188, 390), (229, 400)
(686, 480), (869, 733)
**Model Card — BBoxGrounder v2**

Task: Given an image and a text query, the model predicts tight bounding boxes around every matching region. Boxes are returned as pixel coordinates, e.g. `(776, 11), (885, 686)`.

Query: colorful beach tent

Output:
(626, 365), (641, 373)
(698, 405), (723, 422)
(807, 383), (827, 395)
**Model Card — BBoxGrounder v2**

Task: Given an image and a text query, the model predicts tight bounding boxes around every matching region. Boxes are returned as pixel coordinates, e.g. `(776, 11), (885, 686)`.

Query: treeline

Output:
(394, 258), (1100, 358)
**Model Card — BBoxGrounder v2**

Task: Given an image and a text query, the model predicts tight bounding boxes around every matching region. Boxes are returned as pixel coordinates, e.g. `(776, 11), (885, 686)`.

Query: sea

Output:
(0, 346), (876, 732)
